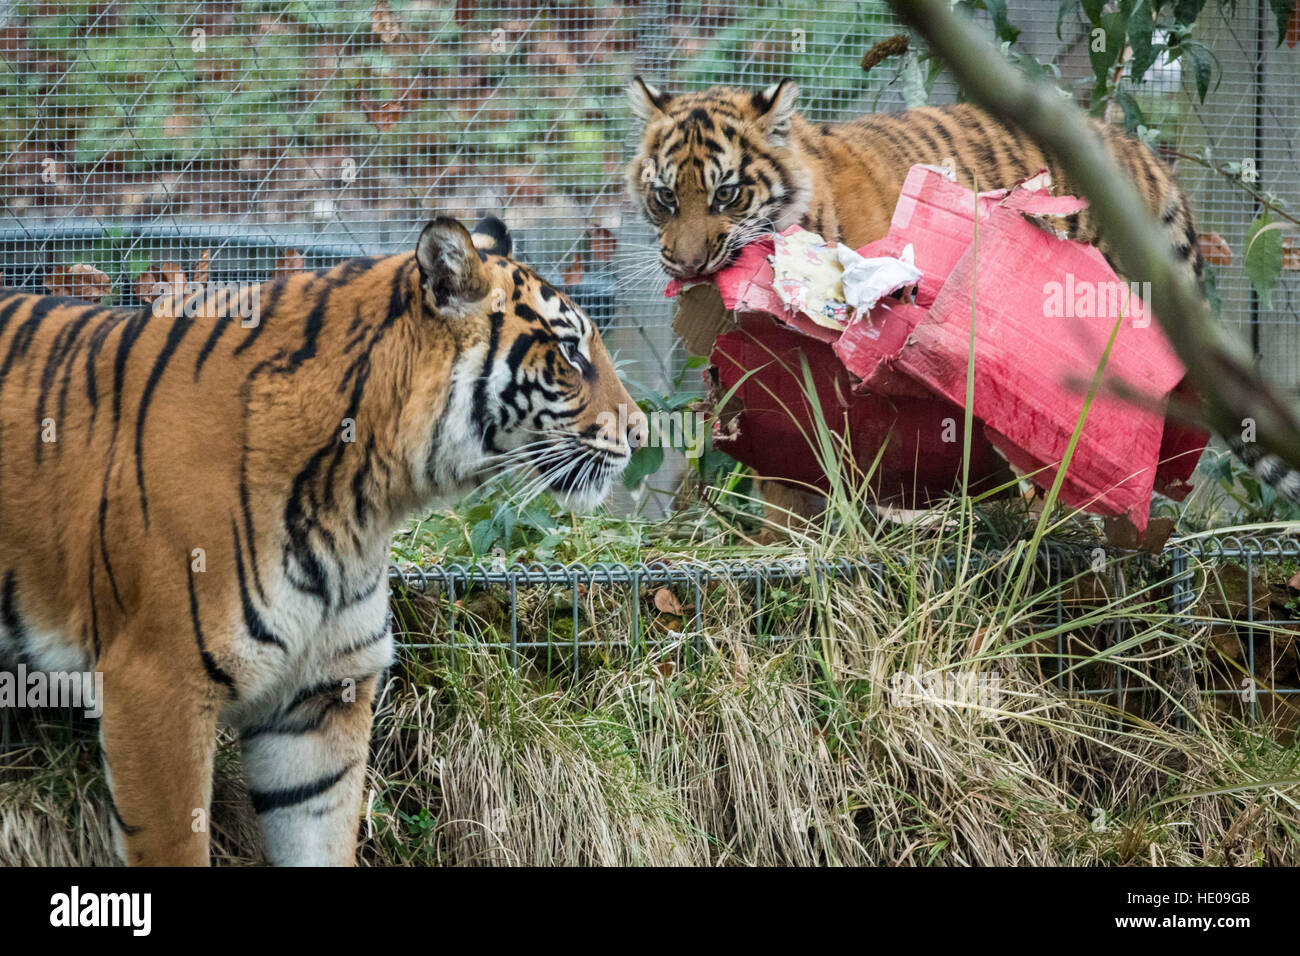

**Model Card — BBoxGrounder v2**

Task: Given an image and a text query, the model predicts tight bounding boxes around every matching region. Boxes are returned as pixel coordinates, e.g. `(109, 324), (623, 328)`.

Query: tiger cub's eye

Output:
(714, 183), (739, 207)
(653, 186), (676, 209)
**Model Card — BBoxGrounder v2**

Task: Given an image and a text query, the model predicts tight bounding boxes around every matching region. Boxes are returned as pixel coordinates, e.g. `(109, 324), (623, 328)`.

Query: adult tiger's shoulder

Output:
(0, 216), (639, 865)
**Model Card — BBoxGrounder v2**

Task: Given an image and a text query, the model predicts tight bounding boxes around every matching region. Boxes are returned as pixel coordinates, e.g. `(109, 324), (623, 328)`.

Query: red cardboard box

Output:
(709, 319), (1009, 504)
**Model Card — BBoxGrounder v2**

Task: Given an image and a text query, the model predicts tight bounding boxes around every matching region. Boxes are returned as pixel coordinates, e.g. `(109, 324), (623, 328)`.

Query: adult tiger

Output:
(625, 77), (1300, 513)
(0, 216), (640, 866)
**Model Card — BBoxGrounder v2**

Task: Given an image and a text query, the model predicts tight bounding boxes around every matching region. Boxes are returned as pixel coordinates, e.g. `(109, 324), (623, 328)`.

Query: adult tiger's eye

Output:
(561, 339), (584, 370)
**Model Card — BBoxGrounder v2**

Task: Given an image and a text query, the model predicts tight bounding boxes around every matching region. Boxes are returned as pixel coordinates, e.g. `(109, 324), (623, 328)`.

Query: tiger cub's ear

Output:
(751, 79), (799, 144)
(629, 76), (672, 123)
(416, 217), (491, 314)
(470, 216), (513, 258)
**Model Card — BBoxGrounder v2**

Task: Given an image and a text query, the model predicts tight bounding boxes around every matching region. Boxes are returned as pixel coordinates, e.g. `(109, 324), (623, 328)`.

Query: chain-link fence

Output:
(1, 1), (1295, 393)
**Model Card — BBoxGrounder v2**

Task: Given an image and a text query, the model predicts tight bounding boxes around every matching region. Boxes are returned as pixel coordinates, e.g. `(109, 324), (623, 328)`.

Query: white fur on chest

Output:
(221, 572), (394, 726)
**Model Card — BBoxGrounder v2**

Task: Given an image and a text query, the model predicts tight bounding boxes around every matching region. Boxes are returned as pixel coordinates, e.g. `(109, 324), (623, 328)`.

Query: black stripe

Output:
(0, 296), (63, 389)
(239, 458), (267, 605)
(0, 295), (28, 344)
(187, 564), (237, 699)
(193, 314), (234, 380)
(352, 434), (376, 528)
(331, 620), (392, 660)
(472, 311), (504, 436)
(97, 447), (126, 612)
(386, 258), (414, 320)
(232, 519), (286, 650)
(233, 276), (287, 356)
(108, 796), (141, 836)
(241, 681), (350, 741)
(134, 315), (194, 526)
(249, 763), (354, 814)
(83, 308), (124, 425)
(39, 306), (101, 460)
(86, 541), (101, 661)
(278, 258), (379, 375)
(1, 570), (27, 648)
(109, 309), (151, 438)
(282, 447), (332, 601)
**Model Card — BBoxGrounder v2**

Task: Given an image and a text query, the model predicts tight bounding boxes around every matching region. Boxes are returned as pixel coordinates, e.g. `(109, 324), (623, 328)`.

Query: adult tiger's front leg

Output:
(99, 637), (221, 867)
(238, 672), (381, 866)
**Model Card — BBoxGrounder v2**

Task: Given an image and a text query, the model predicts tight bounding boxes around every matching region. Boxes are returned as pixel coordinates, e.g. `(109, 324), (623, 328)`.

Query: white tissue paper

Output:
(838, 242), (923, 313)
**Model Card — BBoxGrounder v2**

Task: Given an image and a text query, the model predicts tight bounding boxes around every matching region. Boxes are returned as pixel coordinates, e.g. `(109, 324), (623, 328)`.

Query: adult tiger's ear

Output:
(751, 79), (799, 145)
(628, 75), (672, 123)
(416, 217), (491, 314)
(470, 216), (512, 258)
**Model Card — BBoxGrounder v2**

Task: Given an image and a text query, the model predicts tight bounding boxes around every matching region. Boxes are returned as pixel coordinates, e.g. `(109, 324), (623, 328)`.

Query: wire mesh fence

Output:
(379, 536), (1300, 722)
(1, 1), (1295, 392)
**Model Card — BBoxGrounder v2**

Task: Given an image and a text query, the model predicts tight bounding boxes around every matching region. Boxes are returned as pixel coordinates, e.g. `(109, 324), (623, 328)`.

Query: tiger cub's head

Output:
(414, 216), (641, 510)
(625, 77), (811, 280)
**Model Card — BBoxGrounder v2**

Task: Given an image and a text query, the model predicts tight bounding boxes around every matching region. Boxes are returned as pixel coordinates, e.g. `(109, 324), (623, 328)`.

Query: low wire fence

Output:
(386, 534), (1300, 721)
(1, 533), (1298, 754)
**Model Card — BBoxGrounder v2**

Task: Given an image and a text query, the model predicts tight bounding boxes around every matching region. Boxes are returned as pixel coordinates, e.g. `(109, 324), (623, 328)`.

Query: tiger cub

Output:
(625, 78), (1300, 514)
(0, 216), (639, 865)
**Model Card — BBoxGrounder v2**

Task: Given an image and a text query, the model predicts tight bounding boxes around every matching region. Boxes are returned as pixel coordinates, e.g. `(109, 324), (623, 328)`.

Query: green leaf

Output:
(1111, 89), (1145, 133)
(470, 518), (498, 557)
(1081, 0), (1106, 24)
(981, 0), (1021, 42)
(1177, 41), (1214, 102)
(1268, 0), (1293, 44)
(1057, 0), (1082, 37)
(622, 443), (664, 490)
(1127, 0), (1157, 83)
(1245, 215), (1285, 311)
(900, 51), (927, 108)
(1089, 11), (1125, 91)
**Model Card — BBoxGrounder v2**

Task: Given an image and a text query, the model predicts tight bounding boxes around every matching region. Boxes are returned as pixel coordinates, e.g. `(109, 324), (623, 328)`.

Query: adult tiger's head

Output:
(413, 216), (640, 510)
(625, 77), (810, 280)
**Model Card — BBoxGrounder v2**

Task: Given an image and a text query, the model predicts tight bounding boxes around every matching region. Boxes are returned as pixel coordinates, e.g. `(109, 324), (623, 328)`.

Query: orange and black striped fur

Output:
(0, 216), (638, 865)
(626, 78), (1300, 512)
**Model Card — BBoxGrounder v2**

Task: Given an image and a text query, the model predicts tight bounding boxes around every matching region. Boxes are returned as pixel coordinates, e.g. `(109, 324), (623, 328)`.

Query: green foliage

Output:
(1052, 0), (1222, 115)
(2, 1), (631, 198)
(676, 0), (896, 117)
(620, 353), (739, 491)
(1266, 0), (1296, 43)
(1205, 448), (1300, 522)
(1245, 214), (1285, 311)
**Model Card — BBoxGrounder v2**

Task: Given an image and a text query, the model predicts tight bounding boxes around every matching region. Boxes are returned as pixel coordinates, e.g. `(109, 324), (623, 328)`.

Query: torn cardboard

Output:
(669, 164), (1209, 532)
